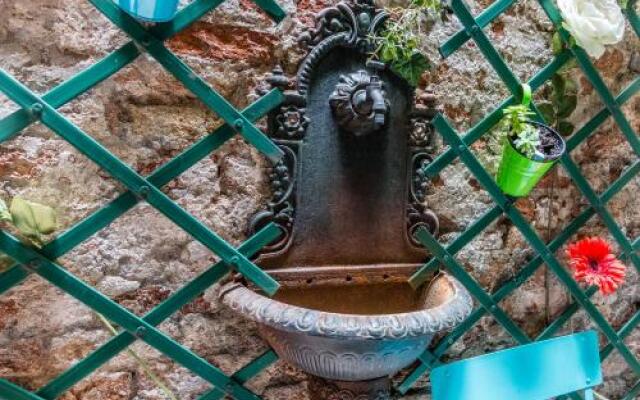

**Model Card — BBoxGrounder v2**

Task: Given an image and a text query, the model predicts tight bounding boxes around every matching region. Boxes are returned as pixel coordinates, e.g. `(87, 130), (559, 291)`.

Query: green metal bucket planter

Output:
(496, 121), (566, 197)
(115, 0), (179, 22)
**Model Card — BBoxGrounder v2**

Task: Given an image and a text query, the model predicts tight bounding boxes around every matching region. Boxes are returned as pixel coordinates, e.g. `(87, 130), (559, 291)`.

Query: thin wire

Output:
(544, 166), (557, 326)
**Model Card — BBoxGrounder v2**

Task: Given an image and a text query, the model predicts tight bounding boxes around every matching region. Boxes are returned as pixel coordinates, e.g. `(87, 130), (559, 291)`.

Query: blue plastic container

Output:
(115, 0), (179, 22)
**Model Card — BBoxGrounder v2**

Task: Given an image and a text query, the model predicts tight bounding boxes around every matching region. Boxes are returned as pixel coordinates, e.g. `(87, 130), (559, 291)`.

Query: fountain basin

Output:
(219, 273), (472, 382)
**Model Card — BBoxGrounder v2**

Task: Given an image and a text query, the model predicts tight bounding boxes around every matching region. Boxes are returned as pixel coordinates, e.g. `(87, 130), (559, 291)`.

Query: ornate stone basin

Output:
(219, 273), (472, 382)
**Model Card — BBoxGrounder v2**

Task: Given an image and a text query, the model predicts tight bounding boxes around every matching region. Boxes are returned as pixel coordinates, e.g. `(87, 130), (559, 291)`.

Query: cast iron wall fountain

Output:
(220, 1), (473, 398)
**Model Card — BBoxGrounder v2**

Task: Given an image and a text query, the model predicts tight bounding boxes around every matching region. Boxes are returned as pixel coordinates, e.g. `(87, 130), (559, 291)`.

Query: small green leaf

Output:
(557, 120), (575, 136)
(557, 94), (577, 119)
(537, 101), (556, 125)
(551, 73), (566, 98)
(9, 197), (57, 239)
(552, 31), (563, 55)
(0, 199), (12, 223)
(381, 44), (396, 62)
(391, 52), (430, 87)
(563, 76), (578, 94)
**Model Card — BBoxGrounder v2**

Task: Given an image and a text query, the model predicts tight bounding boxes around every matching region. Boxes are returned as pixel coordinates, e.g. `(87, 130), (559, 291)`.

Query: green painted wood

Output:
(433, 113), (640, 374)
(0, 88), (282, 296)
(627, 0), (640, 36)
(0, 69), (280, 295)
(622, 380), (640, 400)
(414, 227), (531, 344)
(0, 379), (47, 400)
(401, 0), (639, 396)
(0, 0), (638, 398)
(36, 224), (281, 399)
(440, 0), (515, 57)
(0, 42), (140, 143)
(199, 350), (279, 400)
(537, 0), (640, 155)
(422, 50), (572, 179)
(0, 229), (262, 400)
(0, 0), (232, 144)
(409, 205), (504, 288)
(89, 0), (284, 162)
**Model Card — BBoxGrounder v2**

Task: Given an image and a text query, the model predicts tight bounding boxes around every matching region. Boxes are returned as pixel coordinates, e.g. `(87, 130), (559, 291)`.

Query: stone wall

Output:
(0, 0), (638, 398)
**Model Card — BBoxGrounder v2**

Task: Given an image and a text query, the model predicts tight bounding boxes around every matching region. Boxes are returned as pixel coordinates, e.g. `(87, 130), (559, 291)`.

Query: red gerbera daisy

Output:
(566, 237), (626, 296)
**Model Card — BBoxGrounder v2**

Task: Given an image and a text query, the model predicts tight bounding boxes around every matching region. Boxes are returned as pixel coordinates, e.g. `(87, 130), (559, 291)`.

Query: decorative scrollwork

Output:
(297, 1), (388, 95)
(250, 3), (441, 259)
(406, 91), (439, 245)
(247, 145), (297, 254)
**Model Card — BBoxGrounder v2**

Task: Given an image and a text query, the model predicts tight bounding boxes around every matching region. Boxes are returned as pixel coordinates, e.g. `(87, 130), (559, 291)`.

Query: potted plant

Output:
(496, 85), (566, 197)
(369, 0), (447, 86)
(115, 0), (179, 22)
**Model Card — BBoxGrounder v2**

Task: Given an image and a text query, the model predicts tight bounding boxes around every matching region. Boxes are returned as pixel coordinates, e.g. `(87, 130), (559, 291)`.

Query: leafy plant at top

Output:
(369, 0), (444, 86)
(500, 104), (542, 159)
(538, 31), (579, 137)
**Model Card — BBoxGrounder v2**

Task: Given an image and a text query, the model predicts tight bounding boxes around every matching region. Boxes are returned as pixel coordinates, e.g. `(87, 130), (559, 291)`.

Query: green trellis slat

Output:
(0, 69), (280, 295)
(1, 0), (639, 398)
(36, 224), (281, 399)
(0, 0), (289, 398)
(0, 229), (264, 400)
(89, 0), (284, 162)
(0, 87), (283, 296)
(199, 350), (280, 400)
(400, 157), (639, 392)
(398, 0), (640, 396)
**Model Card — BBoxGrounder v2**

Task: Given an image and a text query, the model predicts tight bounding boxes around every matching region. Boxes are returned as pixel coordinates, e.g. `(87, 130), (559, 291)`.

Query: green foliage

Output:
(501, 104), (535, 136)
(389, 52), (430, 87)
(370, 0), (443, 86)
(411, 0), (443, 11)
(500, 104), (541, 159)
(538, 40), (579, 137)
(513, 125), (542, 159)
(539, 32), (579, 136)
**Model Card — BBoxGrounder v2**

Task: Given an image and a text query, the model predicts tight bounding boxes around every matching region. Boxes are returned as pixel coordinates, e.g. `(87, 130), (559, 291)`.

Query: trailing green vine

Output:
(369, 0), (444, 86)
(0, 196), (178, 400)
(538, 31), (579, 136)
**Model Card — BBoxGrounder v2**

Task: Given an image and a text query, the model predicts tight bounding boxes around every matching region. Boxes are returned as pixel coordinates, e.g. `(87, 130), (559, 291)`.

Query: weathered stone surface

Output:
(0, 0), (638, 398)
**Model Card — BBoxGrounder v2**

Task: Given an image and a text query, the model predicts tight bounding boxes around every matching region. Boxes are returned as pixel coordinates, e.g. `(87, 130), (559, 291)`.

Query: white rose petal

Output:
(557, 0), (626, 58)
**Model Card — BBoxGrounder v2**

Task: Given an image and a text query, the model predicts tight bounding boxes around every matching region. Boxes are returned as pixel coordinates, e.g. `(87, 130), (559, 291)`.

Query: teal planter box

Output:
(115, 0), (179, 22)
(496, 122), (566, 197)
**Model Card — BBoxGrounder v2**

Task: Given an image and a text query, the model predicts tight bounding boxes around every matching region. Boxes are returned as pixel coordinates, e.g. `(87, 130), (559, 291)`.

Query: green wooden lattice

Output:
(0, 0), (638, 398)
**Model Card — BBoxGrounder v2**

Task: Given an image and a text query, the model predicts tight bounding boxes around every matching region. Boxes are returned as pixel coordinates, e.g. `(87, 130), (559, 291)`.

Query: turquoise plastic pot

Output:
(115, 0), (179, 22)
(496, 122), (566, 197)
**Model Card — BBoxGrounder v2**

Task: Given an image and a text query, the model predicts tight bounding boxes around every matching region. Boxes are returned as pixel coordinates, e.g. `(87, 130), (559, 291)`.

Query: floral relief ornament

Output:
(556, 0), (626, 58)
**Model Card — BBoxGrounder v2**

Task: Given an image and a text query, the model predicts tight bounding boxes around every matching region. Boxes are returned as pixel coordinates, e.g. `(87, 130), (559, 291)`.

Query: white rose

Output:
(557, 0), (626, 58)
